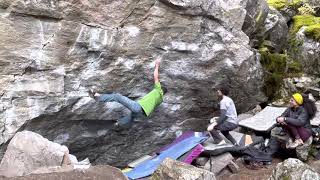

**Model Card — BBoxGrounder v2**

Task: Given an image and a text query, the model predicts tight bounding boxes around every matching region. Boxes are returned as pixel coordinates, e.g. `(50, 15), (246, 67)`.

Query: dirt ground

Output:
(1, 158), (320, 180)
(217, 158), (283, 180)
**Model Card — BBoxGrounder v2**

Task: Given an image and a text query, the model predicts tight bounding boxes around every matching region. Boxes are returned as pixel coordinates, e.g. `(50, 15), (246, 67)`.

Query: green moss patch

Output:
(259, 49), (286, 100)
(267, 0), (304, 10)
(259, 48), (303, 100)
(292, 15), (320, 40)
(305, 24), (320, 40)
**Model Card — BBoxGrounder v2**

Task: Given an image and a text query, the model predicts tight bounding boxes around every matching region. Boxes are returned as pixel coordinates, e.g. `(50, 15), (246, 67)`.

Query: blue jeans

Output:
(98, 93), (144, 125)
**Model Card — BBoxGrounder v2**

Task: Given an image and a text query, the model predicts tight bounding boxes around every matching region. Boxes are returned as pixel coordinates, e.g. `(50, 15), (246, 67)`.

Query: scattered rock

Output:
(195, 157), (209, 167)
(308, 87), (320, 100)
(204, 153), (234, 175)
(227, 161), (240, 174)
(151, 158), (216, 180)
(296, 137), (313, 162)
(0, 131), (70, 177)
(269, 158), (320, 180)
(311, 101), (320, 126)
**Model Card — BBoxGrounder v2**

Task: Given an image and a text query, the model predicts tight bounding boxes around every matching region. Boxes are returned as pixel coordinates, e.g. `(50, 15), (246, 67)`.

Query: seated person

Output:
(207, 86), (239, 145)
(276, 93), (317, 149)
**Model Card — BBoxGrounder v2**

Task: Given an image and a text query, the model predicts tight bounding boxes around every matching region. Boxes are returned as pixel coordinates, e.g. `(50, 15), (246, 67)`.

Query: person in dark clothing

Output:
(207, 86), (239, 145)
(276, 93), (317, 149)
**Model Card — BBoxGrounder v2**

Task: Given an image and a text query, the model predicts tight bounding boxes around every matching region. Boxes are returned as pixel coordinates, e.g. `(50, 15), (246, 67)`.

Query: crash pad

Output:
(156, 131), (196, 154)
(128, 155), (154, 168)
(125, 135), (207, 179)
(178, 144), (204, 164)
(239, 106), (286, 132)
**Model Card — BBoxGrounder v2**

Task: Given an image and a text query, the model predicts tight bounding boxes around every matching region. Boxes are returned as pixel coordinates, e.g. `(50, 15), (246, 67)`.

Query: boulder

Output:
(262, 8), (289, 52)
(241, 0), (269, 47)
(269, 158), (320, 180)
(295, 29), (320, 76)
(281, 76), (319, 99)
(151, 158), (216, 180)
(311, 101), (320, 126)
(0, 131), (69, 177)
(308, 87), (320, 100)
(204, 153), (234, 175)
(0, 0), (266, 166)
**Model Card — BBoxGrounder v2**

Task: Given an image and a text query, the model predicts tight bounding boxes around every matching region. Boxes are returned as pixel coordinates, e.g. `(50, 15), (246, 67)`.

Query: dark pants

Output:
(210, 121), (238, 144)
(282, 124), (312, 142)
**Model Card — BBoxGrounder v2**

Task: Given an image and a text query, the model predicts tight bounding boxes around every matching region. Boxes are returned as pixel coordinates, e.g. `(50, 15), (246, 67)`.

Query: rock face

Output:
(0, 131), (69, 177)
(296, 28), (320, 76)
(269, 158), (320, 180)
(152, 158), (216, 180)
(242, 0), (269, 47)
(262, 8), (289, 52)
(0, 0), (266, 166)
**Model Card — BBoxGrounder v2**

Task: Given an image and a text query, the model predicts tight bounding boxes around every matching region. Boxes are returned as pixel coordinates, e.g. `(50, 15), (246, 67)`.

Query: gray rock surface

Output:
(0, 131), (69, 177)
(0, 0), (266, 166)
(204, 153), (234, 175)
(269, 158), (320, 180)
(296, 28), (320, 76)
(311, 101), (320, 126)
(262, 8), (289, 52)
(152, 158), (216, 180)
(241, 0), (269, 47)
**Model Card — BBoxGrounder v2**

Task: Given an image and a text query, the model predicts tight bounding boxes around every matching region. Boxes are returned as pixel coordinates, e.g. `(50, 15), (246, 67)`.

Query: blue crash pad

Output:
(125, 135), (207, 179)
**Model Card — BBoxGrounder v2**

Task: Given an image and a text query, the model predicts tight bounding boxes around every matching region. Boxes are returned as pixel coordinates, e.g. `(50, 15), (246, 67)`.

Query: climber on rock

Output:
(207, 86), (239, 145)
(88, 59), (166, 127)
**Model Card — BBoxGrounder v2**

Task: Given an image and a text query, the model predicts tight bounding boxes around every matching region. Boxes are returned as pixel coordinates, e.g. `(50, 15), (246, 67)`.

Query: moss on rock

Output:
(259, 49), (287, 100)
(259, 48), (303, 100)
(305, 24), (320, 40)
(267, 0), (304, 10)
(292, 15), (320, 40)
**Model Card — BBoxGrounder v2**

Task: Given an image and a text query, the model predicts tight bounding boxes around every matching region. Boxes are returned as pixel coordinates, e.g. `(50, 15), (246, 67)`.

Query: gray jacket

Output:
(281, 106), (311, 129)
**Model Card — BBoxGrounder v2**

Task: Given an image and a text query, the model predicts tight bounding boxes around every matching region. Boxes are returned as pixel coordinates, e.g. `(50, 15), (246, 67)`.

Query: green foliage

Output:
(287, 60), (302, 74)
(259, 48), (303, 100)
(305, 24), (320, 40)
(282, 176), (291, 180)
(292, 15), (320, 32)
(267, 0), (304, 10)
(288, 36), (303, 54)
(260, 50), (287, 73)
(292, 15), (320, 41)
(259, 49), (287, 100)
